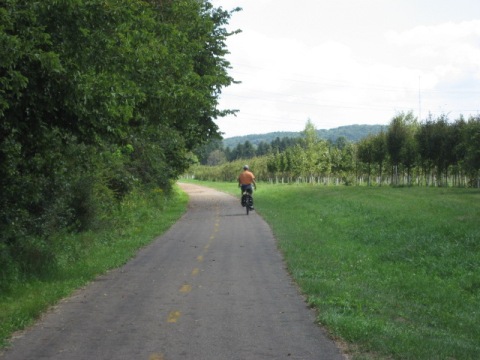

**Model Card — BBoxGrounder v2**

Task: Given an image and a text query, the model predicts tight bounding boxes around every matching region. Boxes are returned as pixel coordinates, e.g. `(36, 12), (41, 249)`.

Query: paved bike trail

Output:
(1, 183), (345, 360)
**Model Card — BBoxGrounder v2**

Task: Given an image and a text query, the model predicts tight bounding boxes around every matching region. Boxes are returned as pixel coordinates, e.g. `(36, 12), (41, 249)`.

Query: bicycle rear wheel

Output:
(246, 194), (253, 215)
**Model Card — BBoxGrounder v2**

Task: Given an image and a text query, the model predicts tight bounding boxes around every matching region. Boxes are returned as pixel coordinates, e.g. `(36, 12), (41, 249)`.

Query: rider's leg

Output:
(246, 187), (254, 209)
(240, 185), (246, 206)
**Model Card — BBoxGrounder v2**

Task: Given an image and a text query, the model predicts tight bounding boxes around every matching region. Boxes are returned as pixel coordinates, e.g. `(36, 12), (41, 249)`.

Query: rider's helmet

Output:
(243, 165), (249, 170)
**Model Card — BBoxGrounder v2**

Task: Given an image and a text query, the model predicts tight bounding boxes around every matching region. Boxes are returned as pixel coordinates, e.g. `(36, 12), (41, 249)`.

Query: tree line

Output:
(194, 124), (382, 165)
(194, 136), (301, 165)
(0, 0), (239, 285)
(190, 113), (480, 188)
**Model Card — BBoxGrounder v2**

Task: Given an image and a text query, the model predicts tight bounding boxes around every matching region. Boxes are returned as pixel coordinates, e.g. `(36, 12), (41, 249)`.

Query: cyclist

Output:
(238, 165), (256, 209)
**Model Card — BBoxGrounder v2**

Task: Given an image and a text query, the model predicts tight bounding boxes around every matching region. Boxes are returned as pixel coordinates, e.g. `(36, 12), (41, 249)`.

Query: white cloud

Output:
(213, 2), (480, 138)
(386, 20), (480, 46)
(385, 20), (480, 81)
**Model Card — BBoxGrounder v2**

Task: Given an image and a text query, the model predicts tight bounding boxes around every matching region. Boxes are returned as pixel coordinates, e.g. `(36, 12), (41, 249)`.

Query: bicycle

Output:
(241, 188), (254, 215)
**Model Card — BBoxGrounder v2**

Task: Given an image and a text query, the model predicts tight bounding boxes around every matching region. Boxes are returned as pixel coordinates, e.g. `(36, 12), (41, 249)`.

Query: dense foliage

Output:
(0, 0), (239, 287)
(190, 113), (480, 187)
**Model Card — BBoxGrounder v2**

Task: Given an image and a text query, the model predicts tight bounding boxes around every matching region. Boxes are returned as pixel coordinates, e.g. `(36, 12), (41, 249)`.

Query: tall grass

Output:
(188, 180), (480, 359)
(0, 186), (188, 347)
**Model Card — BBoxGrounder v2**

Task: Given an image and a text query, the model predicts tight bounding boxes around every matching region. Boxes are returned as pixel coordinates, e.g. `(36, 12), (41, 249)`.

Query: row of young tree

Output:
(194, 136), (301, 165)
(0, 0), (238, 284)
(189, 113), (480, 188)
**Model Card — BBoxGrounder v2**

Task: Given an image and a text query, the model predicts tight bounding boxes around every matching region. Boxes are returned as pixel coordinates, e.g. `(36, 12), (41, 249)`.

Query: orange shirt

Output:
(238, 170), (255, 185)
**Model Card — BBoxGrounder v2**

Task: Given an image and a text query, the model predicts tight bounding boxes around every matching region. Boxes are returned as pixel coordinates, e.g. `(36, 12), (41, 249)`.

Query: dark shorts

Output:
(240, 184), (253, 194)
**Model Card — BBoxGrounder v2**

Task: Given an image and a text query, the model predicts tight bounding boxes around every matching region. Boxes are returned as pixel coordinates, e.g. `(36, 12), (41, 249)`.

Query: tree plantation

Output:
(0, 0), (239, 288)
(191, 113), (480, 188)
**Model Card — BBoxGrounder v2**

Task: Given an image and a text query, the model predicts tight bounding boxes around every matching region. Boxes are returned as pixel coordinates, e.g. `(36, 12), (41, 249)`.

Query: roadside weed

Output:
(0, 186), (188, 347)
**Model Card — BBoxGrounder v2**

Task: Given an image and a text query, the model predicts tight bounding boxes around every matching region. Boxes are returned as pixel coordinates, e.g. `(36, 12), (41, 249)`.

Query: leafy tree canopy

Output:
(0, 0), (241, 281)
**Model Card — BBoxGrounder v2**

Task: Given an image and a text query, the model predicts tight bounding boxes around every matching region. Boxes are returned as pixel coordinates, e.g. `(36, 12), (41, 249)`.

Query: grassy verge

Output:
(0, 186), (188, 347)
(184, 180), (480, 359)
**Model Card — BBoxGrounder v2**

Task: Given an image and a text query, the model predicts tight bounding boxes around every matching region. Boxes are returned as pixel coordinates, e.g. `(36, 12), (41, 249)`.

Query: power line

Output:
(227, 64), (480, 95)
(221, 92), (419, 112)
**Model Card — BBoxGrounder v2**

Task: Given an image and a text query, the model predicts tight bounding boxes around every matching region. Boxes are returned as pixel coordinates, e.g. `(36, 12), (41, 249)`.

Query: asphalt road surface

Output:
(1, 183), (345, 360)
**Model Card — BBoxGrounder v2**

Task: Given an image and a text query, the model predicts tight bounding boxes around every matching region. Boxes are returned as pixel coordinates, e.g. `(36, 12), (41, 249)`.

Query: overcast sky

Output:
(210, 0), (480, 138)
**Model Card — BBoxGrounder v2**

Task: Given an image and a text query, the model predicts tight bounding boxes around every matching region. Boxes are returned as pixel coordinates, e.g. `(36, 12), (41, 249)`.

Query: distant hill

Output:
(223, 124), (386, 149)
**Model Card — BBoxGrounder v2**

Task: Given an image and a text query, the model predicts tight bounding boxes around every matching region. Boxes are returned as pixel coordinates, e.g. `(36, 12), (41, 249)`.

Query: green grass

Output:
(0, 186), (188, 347)
(185, 180), (480, 360)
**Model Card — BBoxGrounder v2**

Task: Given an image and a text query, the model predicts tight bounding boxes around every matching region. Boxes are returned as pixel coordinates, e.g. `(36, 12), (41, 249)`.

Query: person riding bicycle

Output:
(238, 165), (256, 194)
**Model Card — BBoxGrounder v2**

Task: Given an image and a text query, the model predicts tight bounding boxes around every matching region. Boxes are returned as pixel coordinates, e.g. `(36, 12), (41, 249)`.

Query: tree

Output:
(416, 115), (456, 186)
(266, 152), (279, 178)
(207, 149), (227, 166)
(0, 0), (241, 281)
(386, 111), (417, 185)
(357, 136), (375, 185)
(416, 118), (436, 185)
(401, 127), (418, 185)
(194, 138), (224, 165)
(297, 120), (330, 181)
(256, 141), (272, 156)
(242, 141), (256, 159)
(372, 131), (387, 185)
(461, 116), (480, 186)
(300, 120), (319, 180)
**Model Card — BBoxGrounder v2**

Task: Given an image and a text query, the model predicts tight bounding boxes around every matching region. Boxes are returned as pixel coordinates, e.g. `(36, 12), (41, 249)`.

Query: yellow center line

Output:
(179, 284), (192, 293)
(167, 311), (181, 323)
(167, 217), (221, 326)
(149, 353), (165, 360)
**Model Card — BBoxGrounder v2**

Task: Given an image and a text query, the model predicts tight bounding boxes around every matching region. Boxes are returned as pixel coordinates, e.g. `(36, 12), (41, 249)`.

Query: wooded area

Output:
(0, 0), (239, 287)
(190, 113), (480, 188)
